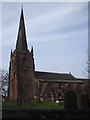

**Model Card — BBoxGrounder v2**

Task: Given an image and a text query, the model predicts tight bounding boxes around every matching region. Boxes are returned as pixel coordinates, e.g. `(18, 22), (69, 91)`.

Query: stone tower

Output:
(8, 8), (36, 102)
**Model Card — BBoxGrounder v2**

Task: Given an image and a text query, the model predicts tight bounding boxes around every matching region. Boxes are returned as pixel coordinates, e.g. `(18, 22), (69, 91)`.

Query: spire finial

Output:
(21, 4), (24, 18)
(21, 4), (23, 10)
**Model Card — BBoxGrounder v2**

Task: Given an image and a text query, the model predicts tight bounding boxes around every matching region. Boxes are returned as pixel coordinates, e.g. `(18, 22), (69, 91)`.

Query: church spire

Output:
(16, 7), (28, 51)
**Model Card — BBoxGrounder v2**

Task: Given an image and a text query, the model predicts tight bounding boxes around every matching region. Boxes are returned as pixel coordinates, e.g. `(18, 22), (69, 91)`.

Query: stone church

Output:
(8, 8), (85, 102)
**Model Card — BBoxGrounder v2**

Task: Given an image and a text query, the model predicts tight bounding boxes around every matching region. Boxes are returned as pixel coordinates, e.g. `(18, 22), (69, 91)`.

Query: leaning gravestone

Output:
(64, 88), (77, 109)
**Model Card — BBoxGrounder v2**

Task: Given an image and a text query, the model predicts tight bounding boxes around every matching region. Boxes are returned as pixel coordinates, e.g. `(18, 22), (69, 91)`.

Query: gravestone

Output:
(77, 93), (89, 109)
(77, 84), (90, 109)
(64, 88), (77, 109)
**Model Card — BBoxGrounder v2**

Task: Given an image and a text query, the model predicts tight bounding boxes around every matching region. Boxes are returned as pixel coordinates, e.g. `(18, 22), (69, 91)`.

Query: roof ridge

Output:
(35, 71), (73, 75)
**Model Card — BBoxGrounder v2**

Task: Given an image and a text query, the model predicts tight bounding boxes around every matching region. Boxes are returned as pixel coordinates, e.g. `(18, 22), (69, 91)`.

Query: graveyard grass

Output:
(2, 100), (64, 110)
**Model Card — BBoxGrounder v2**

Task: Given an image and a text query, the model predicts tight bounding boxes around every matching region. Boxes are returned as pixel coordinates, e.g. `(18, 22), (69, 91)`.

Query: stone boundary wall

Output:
(2, 109), (90, 119)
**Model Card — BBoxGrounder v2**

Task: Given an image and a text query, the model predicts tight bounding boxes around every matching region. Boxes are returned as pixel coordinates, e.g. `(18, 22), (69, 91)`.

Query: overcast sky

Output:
(1, 2), (88, 78)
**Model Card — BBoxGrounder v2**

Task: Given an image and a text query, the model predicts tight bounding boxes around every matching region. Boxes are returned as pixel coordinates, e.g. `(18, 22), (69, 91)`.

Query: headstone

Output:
(64, 88), (77, 109)
(77, 93), (89, 109)
(77, 84), (90, 109)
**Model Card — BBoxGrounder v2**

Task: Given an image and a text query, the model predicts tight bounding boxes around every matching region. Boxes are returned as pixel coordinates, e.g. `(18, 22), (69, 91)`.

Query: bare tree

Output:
(84, 57), (90, 78)
(87, 58), (90, 78)
(0, 70), (9, 97)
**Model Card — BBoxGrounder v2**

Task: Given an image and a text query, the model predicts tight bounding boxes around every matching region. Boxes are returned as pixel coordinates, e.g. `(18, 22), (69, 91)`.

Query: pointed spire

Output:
(31, 46), (33, 53)
(11, 49), (12, 55)
(16, 7), (28, 51)
(10, 49), (12, 58)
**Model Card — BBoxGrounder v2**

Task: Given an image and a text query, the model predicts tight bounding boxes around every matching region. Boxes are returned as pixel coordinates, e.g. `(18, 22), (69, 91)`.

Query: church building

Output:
(8, 8), (85, 102)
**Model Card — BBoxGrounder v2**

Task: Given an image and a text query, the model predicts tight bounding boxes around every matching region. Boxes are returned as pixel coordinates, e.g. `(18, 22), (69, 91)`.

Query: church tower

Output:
(8, 8), (36, 102)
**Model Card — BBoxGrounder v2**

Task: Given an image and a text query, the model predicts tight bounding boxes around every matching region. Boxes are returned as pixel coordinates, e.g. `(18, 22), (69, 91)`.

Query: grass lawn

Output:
(2, 100), (64, 110)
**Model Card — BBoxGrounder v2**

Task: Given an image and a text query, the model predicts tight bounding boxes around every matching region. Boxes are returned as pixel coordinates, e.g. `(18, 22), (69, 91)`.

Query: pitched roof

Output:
(35, 71), (75, 80)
